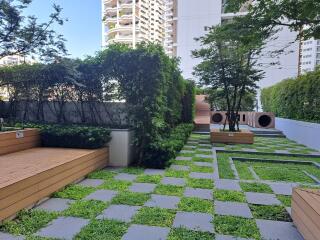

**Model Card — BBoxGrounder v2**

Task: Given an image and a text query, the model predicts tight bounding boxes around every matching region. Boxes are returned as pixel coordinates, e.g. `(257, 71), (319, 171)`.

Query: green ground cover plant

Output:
(87, 170), (115, 180)
(53, 185), (95, 200)
(111, 192), (150, 206)
(190, 165), (213, 173)
(234, 161), (254, 180)
(99, 179), (131, 191)
(187, 178), (213, 189)
(239, 182), (273, 193)
(192, 156), (212, 163)
(216, 154), (235, 179)
(154, 185), (185, 196)
(165, 170), (189, 178)
(214, 190), (246, 202)
(168, 228), (214, 240)
(135, 174), (162, 184)
(63, 200), (107, 219)
(277, 195), (292, 207)
(249, 204), (292, 222)
(132, 207), (176, 227)
(120, 168), (144, 175)
(178, 197), (213, 214)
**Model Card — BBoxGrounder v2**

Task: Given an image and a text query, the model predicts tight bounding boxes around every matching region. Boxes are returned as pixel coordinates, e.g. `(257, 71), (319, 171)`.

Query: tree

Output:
(193, 17), (270, 131)
(0, 0), (67, 61)
(226, 0), (320, 39)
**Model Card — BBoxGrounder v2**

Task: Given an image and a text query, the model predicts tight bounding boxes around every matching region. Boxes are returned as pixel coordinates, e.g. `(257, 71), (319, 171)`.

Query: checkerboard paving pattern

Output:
(0, 134), (310, 240)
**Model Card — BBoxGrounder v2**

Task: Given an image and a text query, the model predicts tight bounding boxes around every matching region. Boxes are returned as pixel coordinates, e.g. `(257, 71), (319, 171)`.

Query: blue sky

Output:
(25, 0), (102, 59)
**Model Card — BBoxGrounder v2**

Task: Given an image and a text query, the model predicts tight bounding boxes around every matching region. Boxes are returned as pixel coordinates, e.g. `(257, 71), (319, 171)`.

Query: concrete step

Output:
(254, 133), (286, 138)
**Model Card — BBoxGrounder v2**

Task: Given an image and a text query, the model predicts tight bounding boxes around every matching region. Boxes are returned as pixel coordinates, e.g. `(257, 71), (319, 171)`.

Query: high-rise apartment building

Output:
(164, 0), (178, 57)
(301, 39), (320, 74)
(102, 0), (165, 48)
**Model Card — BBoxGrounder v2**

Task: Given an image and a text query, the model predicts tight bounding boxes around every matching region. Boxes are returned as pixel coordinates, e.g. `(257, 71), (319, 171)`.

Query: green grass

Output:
(214, 190), (246, 203)
(277, 195), (292, 207)
(75, 219), (128, 240)
(249, 204), (292, 222)
(154, 184), (185, 196)
(99, 179), (131, 191)
(178, 197), (213, 214)
(187, 178), (213, 189)
(120, 167), (144, 175)
(234, 161), (254, 180)
(88, 170), (115, 180)
(239, 182), (273, 193)
(132, 207), (176, 227)
(171, 160), (192, 166)
(190, 165), (213, 173)
(111, 191), (150, 206)
(168, 228), (214, 240)
(135, 174), (162, 184)
(0, 210), (58, 236)
(192, 156), (213, 163)
(214, 215), (260, 240)
(217, 154), (235, 179)
(53, 185), (95, 200)
(165, 170), (189, 178)
(63, 200), (107, 219)
(179, 152), (195, 157)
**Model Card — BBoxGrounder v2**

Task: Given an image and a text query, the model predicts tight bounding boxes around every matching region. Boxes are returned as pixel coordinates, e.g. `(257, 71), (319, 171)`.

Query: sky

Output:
(25, 0), (102, 59)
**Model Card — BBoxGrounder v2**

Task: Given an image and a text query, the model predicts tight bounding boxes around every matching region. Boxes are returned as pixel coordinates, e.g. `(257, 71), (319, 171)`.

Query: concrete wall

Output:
(276, 117), (320, 151)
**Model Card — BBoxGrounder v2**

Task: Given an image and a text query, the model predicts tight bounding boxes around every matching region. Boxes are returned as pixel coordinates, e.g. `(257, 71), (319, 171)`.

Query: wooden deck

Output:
(0, 147), (108, 221)
(292, 188), (320, 240)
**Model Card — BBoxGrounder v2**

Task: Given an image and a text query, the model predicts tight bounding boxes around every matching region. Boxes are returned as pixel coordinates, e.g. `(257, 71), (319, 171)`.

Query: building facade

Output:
(301, 39), (320, 74)
(102, 0), (165, 48)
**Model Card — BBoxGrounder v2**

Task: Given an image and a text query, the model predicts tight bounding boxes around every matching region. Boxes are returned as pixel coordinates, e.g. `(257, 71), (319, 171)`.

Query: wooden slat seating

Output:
(292, 188), (320, 240)
(0, 129), (109, 221)
(195, 95), (211, 131)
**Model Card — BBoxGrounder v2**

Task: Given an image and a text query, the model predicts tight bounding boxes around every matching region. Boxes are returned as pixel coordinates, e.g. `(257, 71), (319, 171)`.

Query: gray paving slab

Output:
(170, 165), (190, 171)
(189, 172), (213, 180)
(77, 179), (105, 187)
(184, 145), (196, 149)
(268, 182), (297, 196)
(175, 156), (192, 161)
(85, 189), (117, 202)
(215, 201), (253, 218)
(197, 148), (212, 152)
(199, 144), (212, 147)
(121, 224), (170, 240)
(184, 187), (213, 200)
(256, 219), (303, 240)
(195, 154), (212, 159)
(215, 235), (253, 240)
(215, 179), (241, 191)
(129, 183), (156, 193)
(0, 232), (25, 240)
(36, 217), (89, 240)
(241, 148), (257, 152)
(180, 150), (194, 154)
(193, 162), (213, 167)
(144, 194), (180, 209)
(245, 192), (281, 205)
(36, 198), (74, 212)
(275, 150), (290, 154)
(97, 204), (141, 223)
(114, 173), (137, 181)
(144, 169), (165, 176)
(173, 211), (214, 233)
(161, 177), (186, 186)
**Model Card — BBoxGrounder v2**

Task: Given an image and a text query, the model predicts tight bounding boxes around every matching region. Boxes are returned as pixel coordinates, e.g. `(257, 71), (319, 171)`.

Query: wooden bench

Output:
(0, 129), (109, 221)
(292, 188), (320, 240)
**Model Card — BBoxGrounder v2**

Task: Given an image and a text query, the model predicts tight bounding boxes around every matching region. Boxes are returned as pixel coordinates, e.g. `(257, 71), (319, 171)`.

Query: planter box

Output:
(211, 129), (254, 144)
(0, 128), (41, 156)
(108, 129), (135, 167)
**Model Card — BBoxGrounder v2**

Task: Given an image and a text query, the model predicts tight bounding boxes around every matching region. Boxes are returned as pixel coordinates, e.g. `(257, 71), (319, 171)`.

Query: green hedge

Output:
(261, 68), (320, 122)
(14, 123), (111, 149)
(142, 123), (194, 169)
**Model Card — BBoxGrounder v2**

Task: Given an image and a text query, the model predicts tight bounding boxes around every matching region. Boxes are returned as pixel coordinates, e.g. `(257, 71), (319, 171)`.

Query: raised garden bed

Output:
(211, 129), (254, 144)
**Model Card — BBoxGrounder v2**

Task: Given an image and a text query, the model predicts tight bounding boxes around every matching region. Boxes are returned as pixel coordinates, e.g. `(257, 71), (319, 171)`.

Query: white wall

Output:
(276, 118), (320, 151)
(177, 0), (222, 79)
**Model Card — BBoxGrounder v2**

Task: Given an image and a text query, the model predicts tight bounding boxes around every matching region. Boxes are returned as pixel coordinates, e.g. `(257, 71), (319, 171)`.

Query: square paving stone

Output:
(197, 148), (212, 152)
(0, 232), (25, 240)
(181, 150), (195, 154)
(215, 201), (253, 218)
(77, 179), (104, 187)
(241, 148), (257, 152)
(97, 204), (141, 223)
(215, 179), (241, 191)
(129, 183), (156, 193)
(121, 224), (170, 240)
(275, 150), (290, 154)
(36, 198), (74, 212)
(216, 235), (253, 240)
(36, 217), (89, 240)
(144, 194), (180, 209)
(184, 188), (213, 200)
(85, 189), (117, 202)
(256, 219), (303, 240)
(245, 192), (281, 205)
(184, 145), (196, 149)
(268, 182), (297, 196)
(173, 211), (214, 233)
(114, 173), (137, 181)
(193, 162), (213, 167)
(144, 169), (165, 175)
(161, 177), (186, 186)
(170, 165), (190, 171)
(189, 172), (213, 180)
(199, 144), (211, 147)
(175, 156), (192, 161)
(195, 154), (212, 159)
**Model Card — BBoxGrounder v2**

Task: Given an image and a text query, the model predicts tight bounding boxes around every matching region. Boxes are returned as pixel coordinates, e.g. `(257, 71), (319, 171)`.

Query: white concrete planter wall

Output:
(108, 129), (135, 167)
(276, 118), (320, 151)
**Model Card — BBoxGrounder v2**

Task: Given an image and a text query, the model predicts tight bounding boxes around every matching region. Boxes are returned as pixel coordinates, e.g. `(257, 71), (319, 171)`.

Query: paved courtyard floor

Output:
(1, 134), (319, 239)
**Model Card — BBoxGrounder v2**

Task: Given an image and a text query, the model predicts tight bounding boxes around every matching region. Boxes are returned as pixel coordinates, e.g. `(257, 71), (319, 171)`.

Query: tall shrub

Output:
(181, 80), (195, 123)
(261, 68), (320, 122)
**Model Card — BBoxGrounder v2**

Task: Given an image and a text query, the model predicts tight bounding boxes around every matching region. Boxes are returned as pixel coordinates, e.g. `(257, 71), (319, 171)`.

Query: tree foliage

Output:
(0, 0), (67, 60)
